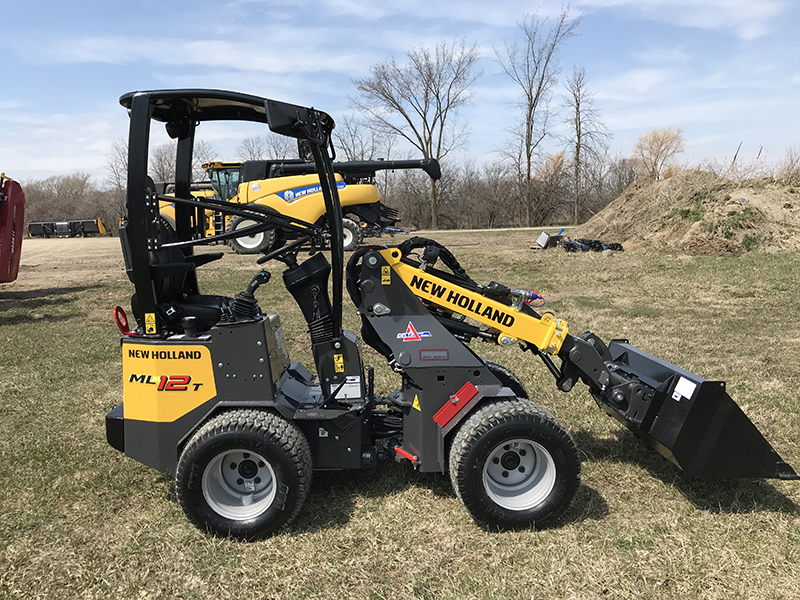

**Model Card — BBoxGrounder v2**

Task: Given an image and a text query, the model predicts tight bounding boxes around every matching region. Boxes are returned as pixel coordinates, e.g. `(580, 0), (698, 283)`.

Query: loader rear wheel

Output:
(341, 218), (363, 251)
(227, 216), (277, 254)
(449, 398), (580, 530)
(175, 409), (311, 540)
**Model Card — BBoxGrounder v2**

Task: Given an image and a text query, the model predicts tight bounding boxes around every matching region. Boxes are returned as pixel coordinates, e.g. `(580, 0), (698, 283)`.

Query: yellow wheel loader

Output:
(106, 89), (796, 541)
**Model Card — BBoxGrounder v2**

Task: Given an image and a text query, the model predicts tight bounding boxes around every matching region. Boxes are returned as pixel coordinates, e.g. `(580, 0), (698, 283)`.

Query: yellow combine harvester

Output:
(158, 157), (439, 253)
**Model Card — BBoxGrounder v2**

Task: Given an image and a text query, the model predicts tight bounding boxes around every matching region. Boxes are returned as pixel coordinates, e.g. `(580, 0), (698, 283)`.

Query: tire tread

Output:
(448, 398), (580, 530)
(176, 408), (311, 539)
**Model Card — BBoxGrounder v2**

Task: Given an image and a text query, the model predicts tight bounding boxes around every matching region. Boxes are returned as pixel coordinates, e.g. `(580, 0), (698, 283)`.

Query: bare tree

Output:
(236, 134), (297, 162)
(496, 8), (579, 226)
(105, 139), (129, 226)
(451, 160), (516, 229)
(333, 114), (394, 161)
(387, 169), (433, 229)
(23, 172), (105, 226)
(237, 136), (267, 161)
(631, 127), (684, 179)
(105, 139), (128, 191)
(532, 152), (569, 225)
(606, 154), (641, 196)
(150, 141), (177, 182)
(777, 146), (800, 185)
(193, 139), (217, 181)
(352, 39), (481, 229)
(563, 67), (610, 224)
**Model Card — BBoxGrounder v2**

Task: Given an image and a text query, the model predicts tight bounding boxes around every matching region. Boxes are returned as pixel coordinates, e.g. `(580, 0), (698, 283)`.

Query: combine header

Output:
(28, 218), (107, 238)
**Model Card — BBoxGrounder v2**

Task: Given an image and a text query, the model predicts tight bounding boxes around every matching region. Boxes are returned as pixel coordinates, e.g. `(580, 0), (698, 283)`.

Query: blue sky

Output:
(2, 0), (798, 183)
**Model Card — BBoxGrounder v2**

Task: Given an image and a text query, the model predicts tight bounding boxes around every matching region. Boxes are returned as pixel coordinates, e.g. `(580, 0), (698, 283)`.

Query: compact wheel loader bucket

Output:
(600, 341), (798, 480)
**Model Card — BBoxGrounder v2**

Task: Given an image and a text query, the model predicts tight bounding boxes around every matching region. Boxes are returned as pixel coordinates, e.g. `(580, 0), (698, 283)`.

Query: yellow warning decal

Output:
(381, 266), (391, 285)
(144, 312), (156, 334)
(412, 394), (421, 411)
(334, 354), (345, 373)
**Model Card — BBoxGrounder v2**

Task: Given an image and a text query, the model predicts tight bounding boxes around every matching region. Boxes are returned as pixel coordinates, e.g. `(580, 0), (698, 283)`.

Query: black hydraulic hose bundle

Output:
(397, 237), (478, 287)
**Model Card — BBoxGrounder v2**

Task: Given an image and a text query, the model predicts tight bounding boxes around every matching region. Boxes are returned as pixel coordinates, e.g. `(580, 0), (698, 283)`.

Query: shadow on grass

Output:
(284, 460), (608, 533)
(0, 285), (101, 325)
(573, 429), (799, 515)
(288, 463), (454, 533)
(563, 484), (609, 525)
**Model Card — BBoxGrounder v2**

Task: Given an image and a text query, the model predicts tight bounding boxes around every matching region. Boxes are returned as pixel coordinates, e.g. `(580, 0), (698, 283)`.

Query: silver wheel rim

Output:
(202, 449), (277, 520)
(342, 225), (354, 249)
(482, 438), (556, 511)
(233, 219), (266, 250)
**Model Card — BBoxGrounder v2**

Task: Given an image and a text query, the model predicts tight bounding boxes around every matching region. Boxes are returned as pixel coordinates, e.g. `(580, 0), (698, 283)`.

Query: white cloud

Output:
(0, 106), (127, 182)
(633, 45), (691, 65)
(594, 68), (675, 101)
(576, 0), (787, 40)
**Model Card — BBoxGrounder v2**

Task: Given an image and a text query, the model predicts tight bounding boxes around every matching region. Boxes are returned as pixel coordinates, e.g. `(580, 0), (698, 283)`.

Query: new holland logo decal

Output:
(397, 322), (431, 342)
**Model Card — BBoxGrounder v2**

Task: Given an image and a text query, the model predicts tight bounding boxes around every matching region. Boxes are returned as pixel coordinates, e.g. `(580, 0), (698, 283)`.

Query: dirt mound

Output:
(573, 169), (800, 253)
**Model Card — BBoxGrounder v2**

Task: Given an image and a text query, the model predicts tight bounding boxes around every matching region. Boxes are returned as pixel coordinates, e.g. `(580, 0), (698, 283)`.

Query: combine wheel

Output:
(449, 398), (580, 530)
(175, 409), (311, 540)
(341, 218), (363, 251)
(227, 215), (276, 254)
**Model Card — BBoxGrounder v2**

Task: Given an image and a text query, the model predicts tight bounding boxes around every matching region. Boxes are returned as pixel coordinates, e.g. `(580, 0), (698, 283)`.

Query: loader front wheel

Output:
(176, 409), (311, 540)
(341, 218), (363, 251)
(482, 359), (528, 399)
(449, 399), (580, 530)
(227, 216), (277, 254)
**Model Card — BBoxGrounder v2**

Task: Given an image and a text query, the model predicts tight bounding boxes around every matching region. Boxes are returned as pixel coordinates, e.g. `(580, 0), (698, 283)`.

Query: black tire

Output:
(482, 358), (529, 399)
(341, 218), (363, 251)
(175, 409), (312, 540)
(227, 215), (276, 254)
(449, 398), (580, 530)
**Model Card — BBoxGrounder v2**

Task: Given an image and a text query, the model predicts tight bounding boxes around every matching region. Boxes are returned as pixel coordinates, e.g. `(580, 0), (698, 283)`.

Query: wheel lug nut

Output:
(519, 450), (526, 456)
(230, 463), (237, 469)
(254, 477), (261, 484)
(519, 466), (525, 473)
(502, 471), (509, 478)
(243, 453), (250, 459)
(493, 457), (500, 464)
(258, 461), (265, 468)
(503, 445), (510, 451)
(236, 478), (243, 485)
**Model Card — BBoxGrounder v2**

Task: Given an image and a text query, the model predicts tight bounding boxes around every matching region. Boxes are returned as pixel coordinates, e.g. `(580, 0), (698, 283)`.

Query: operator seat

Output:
(144, 239), (229, 331)
(123, 176), (231, 332)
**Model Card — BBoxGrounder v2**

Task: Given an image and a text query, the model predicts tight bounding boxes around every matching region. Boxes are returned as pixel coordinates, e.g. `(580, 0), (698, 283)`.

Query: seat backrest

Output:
(148, 245), (195, 306)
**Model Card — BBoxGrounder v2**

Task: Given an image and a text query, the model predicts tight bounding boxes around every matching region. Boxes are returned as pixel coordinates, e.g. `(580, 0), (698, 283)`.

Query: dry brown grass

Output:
(1, 232), (799, 599)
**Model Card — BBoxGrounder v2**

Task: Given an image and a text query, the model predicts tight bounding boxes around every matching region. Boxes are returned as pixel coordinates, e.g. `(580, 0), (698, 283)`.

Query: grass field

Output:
(1, 231), (799, 600)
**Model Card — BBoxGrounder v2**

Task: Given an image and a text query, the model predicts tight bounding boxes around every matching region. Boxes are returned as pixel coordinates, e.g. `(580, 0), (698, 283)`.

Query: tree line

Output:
(22, 8), (764, 235)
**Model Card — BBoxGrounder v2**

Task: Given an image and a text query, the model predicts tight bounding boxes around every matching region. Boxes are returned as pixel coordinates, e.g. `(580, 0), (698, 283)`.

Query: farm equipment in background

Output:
(0, 173), (25, 283)
(105, 89), (797, 541)
(198, 156), (436, 253)
(28, 217), (107, 238)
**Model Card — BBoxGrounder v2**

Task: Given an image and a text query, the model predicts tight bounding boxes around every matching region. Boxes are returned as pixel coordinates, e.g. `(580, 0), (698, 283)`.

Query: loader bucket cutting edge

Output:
(603, 341), (798, 480)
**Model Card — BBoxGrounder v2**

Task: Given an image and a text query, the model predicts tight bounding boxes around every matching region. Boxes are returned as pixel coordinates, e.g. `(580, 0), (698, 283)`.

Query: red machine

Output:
(0, 174), (25, 283)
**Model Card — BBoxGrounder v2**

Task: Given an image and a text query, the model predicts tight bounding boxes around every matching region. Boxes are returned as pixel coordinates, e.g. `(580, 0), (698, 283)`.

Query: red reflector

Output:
(394, 447), (418, 463)
(434, 381), (480, 428)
